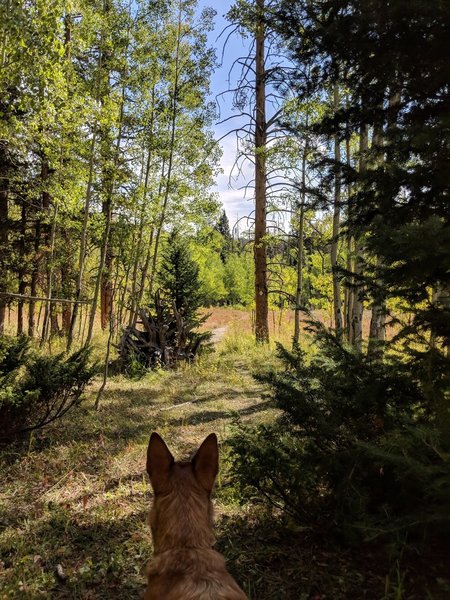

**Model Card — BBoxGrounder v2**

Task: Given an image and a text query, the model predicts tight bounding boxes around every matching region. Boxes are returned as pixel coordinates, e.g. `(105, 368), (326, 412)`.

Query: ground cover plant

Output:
(228, 326), (450, 539)
(1, 325), (449, 599)
(0, 336), (95, 442)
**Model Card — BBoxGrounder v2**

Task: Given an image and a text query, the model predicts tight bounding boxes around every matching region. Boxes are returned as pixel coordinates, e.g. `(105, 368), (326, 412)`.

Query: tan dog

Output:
(144, 432), (248, 600)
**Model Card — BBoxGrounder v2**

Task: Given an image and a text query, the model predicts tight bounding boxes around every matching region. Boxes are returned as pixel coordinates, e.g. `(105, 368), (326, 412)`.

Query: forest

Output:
(0, 0), (449, 598)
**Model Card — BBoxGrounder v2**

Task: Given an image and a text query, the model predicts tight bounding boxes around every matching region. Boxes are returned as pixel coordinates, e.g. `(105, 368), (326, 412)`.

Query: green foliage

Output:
(158, 230), (204, 319)
(224, 0), (450, 546)
(228, 327), (450, 540)
(0, 334), (30, 375)
(272, 0), (450, 340)
(224, 252), (254, 306)
(0, 336), (96, 441)
(0, 0), (221, 344)
(122, 231), (214, 374)
(191, 242), (227, 306)
(216, 209), (232, 261)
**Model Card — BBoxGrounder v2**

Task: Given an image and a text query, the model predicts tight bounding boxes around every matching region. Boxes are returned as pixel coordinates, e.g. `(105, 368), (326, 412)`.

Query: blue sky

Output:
(197, 0), (255, 226)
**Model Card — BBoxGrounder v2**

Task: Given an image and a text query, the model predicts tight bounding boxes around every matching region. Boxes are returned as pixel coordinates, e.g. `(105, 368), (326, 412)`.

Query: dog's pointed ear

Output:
(192, 433), (218, 493)
(146, 432), (174, 492)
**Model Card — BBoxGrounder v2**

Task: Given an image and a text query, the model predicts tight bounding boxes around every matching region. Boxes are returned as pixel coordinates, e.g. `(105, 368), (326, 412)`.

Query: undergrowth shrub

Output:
(0, 336), (96, 442)
(119, 292), (212, 375)
(119, 231), (212, 375)
(228, 326), (450, 541)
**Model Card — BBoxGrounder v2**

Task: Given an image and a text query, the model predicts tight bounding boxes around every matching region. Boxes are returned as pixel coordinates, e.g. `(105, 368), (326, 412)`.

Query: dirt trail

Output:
(211, 326), (228, 343)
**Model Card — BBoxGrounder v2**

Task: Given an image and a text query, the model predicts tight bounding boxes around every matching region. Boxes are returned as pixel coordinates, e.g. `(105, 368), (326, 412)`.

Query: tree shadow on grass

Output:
(164, 400), (273, 427)
(117, 387), (268, 409)
(214, 511), (385, 600)
(1, 500), (151, 599)
(5, 394), (161, 457)
(215, 510), (450, 600)
(95, 386), (162, 406)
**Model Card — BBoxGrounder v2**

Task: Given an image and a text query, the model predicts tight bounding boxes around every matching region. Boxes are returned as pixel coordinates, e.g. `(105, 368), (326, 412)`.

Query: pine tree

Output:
(158, 230), (203, 321)
(118, 229), (211, 373)
(216, 209), (232, 262)
(228, 0), (450, 542)
(0, 336), (95, 441)
(272, 0), (450, 340)
(229, 327), (450, 537)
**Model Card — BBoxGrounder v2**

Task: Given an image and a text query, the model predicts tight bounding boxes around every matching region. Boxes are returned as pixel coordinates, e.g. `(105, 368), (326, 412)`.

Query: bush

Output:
(158, 230), (204, 320)
(228, 326), (450, 540)
(119, 231), (213, 375)
(118, 291), (212, 374)
(0, 336), (96, 442)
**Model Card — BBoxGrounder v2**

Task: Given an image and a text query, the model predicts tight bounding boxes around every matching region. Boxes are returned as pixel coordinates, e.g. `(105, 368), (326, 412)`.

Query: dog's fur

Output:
(144, 432), (248, 600)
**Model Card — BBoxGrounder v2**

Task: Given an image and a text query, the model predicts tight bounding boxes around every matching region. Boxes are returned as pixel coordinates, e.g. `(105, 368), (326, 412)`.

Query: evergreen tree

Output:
(229, 0), (450, 543)
(158, 230), (204, 320)
(272, 0), (450, 336)
(268, 0), (450, 428)
(0, 336), (95, 441)
(118, 229), (211, 373)
(229, 327), (450, 538)
(216, 209), (232, 262)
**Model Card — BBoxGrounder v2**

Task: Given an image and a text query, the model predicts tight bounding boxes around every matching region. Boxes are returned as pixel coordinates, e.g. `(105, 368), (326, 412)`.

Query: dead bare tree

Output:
(221, 0), (291, 343)
(254, 0), (269, 343)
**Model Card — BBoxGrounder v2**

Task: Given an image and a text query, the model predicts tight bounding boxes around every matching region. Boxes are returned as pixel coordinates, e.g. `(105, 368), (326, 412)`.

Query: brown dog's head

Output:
(146, 432), (218, 553)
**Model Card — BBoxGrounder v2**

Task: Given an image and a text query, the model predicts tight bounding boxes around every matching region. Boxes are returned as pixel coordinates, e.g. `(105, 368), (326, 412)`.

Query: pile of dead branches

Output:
(118, 292), (211, 371)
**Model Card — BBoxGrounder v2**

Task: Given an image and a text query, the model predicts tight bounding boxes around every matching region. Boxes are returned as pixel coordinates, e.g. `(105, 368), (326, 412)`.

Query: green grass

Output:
(0, 335), (276, 599)
(1, 330), (448, 599)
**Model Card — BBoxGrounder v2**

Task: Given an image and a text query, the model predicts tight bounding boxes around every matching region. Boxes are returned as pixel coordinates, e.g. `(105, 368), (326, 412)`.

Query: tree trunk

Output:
(133, 230), (154, 323)
(147, 9), (182, 298)
(254, 0), (269, 343)
(28, 269), (38, 337)
(293, 140), (307, 347)
(368, 288), (386, 345)
(41, 204), (58, 345)
(95, 242), (122, 411)
(67, 20), (106, 350)
(60, 227), (73, 336)
(349, 123), (368, 351)
(367, 125), (386, 356)
(331, 85), (343, 334)
(17, 203), (27, 336)
(50, 308), (60, 337)
(87, 196), (112, 344)
(61, 295), (72, 335)
(0, 175), (8, 333)
(99, 0), (127, 332)
(88, 79), (126, 344)
(67, 126), (97, 350)
(0, 25), (10, 334)
(367, 93), (401, 355)
(130, 166), (165, 330)
(128, 201), (148, 326)
(293, 203), (305, 346)
(344, 134), (354, 342)
(100, 251), (113, 330)
(28, 157), (51, 338)
(127, 84), (156, 325)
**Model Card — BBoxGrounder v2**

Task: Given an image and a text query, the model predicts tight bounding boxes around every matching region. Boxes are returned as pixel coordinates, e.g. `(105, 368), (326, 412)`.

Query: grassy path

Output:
(0, 345), (275, 599)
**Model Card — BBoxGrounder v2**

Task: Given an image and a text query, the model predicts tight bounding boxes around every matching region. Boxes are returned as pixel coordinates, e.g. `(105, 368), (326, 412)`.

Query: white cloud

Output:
(213, 125), (255, 223)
